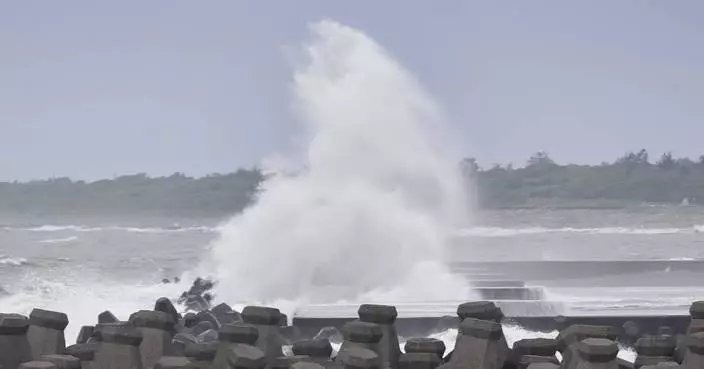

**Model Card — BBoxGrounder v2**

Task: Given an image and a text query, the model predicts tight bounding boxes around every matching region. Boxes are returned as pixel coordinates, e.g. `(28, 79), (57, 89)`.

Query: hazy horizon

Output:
(2, 1), (703, 181)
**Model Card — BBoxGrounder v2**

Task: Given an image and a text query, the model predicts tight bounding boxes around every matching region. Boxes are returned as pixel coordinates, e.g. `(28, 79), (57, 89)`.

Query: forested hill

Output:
(2, 150), (704, 215)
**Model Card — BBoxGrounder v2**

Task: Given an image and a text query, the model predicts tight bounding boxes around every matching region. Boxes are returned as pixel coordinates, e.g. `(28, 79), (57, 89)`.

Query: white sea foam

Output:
(3, 224), (216, 234)
(39, 236), (79, 244)
(0, 255), (29, 266)
(457, 226), (693, 237)
(201, 19), (473, 309)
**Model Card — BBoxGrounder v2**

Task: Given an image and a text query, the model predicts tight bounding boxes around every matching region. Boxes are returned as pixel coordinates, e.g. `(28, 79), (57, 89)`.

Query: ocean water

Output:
(1, 207), (703, 358)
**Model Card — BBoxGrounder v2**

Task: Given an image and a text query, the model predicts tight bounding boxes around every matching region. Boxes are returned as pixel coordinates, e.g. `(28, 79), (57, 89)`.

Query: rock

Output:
(192, 322), (213, 337)
(241, 306), (284, 366)
(241, 307), (281, 326)
(19, 362), (57, 369)
(196, 329), (218, 343)
(28, 309), (69, 358)
(38, 355), (81, 369)
(154, 356), (196, 369)
(575, 338), (619, 369)
(314, 327), (343, 345)
(155, 298), (181, 325)
(0, 313), (33, 369)
(447, 317), (509, 369)
(338, 321), (383, 361)
(269, 356), (307, 369)
(211, 303), (241, 326)
(635, 336), (677, 368)
(129, 310), (177, 369)
(336, 347), (380, 369)
(681, 332), (704, 369)
(184, 342), (218, 362)
(94, 324), (143, 369)
(358, 305), (400, 369)
(456, 301), (504, 322)
(195, 311), (220, 331)
(173, 333), (197, 356)
(525, 364), (559, 369)
(518, 355), (560, 369)
(292, 339), (333, 359)
(557, 325), (620, 369)
(404, 338), (446, 359)
(64, 343), (97, 369)
(182, 314), (198, 329)
(398, 353), (441, 369)
(219, 323), (259, 345)
(75, 326), (95, 345)
(212, 343), (265, 369)
(97, 311), (118, 325)
(291, 362), (325, 369)
(512, 338), (558, 357)
(689, 302), (704, 320)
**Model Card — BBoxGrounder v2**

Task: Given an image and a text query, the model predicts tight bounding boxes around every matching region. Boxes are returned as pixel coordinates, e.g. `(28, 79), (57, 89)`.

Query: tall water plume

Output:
(203, 20), (474, 307)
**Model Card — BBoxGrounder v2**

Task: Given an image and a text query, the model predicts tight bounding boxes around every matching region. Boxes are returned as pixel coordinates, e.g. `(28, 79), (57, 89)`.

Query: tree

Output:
(527, 151), (556, 168)
(657, 152), (676, 170)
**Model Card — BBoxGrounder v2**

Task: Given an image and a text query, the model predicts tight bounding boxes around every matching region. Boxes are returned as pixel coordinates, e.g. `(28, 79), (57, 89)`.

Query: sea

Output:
(1, 206), (703, 362)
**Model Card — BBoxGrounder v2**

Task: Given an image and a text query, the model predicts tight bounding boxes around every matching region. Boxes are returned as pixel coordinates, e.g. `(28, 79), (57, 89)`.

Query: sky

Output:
(1, 1), (703, 181)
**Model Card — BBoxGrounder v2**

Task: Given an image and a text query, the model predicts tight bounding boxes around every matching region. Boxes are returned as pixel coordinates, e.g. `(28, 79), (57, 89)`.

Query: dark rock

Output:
(19, 362), (57, 369)
(577, 338), (619, 364)
(240, 306), (284, 366)
(193, 322), (214, 337)
(213, 343), (266, 369)
(398, 353), (441, 369)
(292, 339), (333, 358)
(357, 305), (400, 369)
(195, 311), (220, 330)
(155, 298), (181, 324)
(342, 321), (383, 344)
(64, 343), (97, 362)
(75, 326), (94, 345)
(184, 342), (218, 361)
(636, 336), (677, 357)
(154, 356), (196, 369)
(38, 355), (80, 369)
(689, 302), (704, 319)
(456, 301), (503, 322)
(94, 324), (143, 369)
(291, 362), (325, 369)
(241, 306), (282, 326)
(219, 323), (259, 345)
(97, 311), (119, 324)
(182, 313), (198, 329)
(336, 347), (380, 369)
(447, 317), (509, 369)
(314, 327), (344, 345)
(196, 329), (218, 343)
(269, 356), (307, 369)
(512, 338), (558, 357)
(404, 338), (445, 359)
(358, 305), (397, 325)
(129, 310), (177, 369)
(0, 313), (33, 369)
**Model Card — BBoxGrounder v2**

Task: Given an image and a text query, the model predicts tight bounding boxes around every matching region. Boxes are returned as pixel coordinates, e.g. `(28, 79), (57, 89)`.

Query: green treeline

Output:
(2, 150), (704, 215)
(0, 170), (263, 216)
(470, 150), (704, 208)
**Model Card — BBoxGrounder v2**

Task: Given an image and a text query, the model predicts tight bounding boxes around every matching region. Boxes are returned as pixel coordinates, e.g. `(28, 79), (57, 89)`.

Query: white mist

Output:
(203, 20), (474, 309)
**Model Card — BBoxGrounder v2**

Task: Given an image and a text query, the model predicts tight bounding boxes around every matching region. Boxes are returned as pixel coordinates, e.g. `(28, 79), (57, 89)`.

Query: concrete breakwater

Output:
(1, 295), (704, 369)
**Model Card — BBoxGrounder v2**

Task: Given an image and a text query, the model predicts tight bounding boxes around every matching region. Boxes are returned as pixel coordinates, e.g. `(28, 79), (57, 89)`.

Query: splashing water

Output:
(202, 20), (474, 308)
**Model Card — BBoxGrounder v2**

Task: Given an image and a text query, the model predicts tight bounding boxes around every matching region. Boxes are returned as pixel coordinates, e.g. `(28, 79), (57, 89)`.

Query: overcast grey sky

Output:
(2, 1), (702, 181)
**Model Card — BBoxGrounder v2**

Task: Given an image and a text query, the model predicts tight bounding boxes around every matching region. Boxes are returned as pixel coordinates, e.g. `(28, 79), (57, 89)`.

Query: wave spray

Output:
(203, 20), (474, 309)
